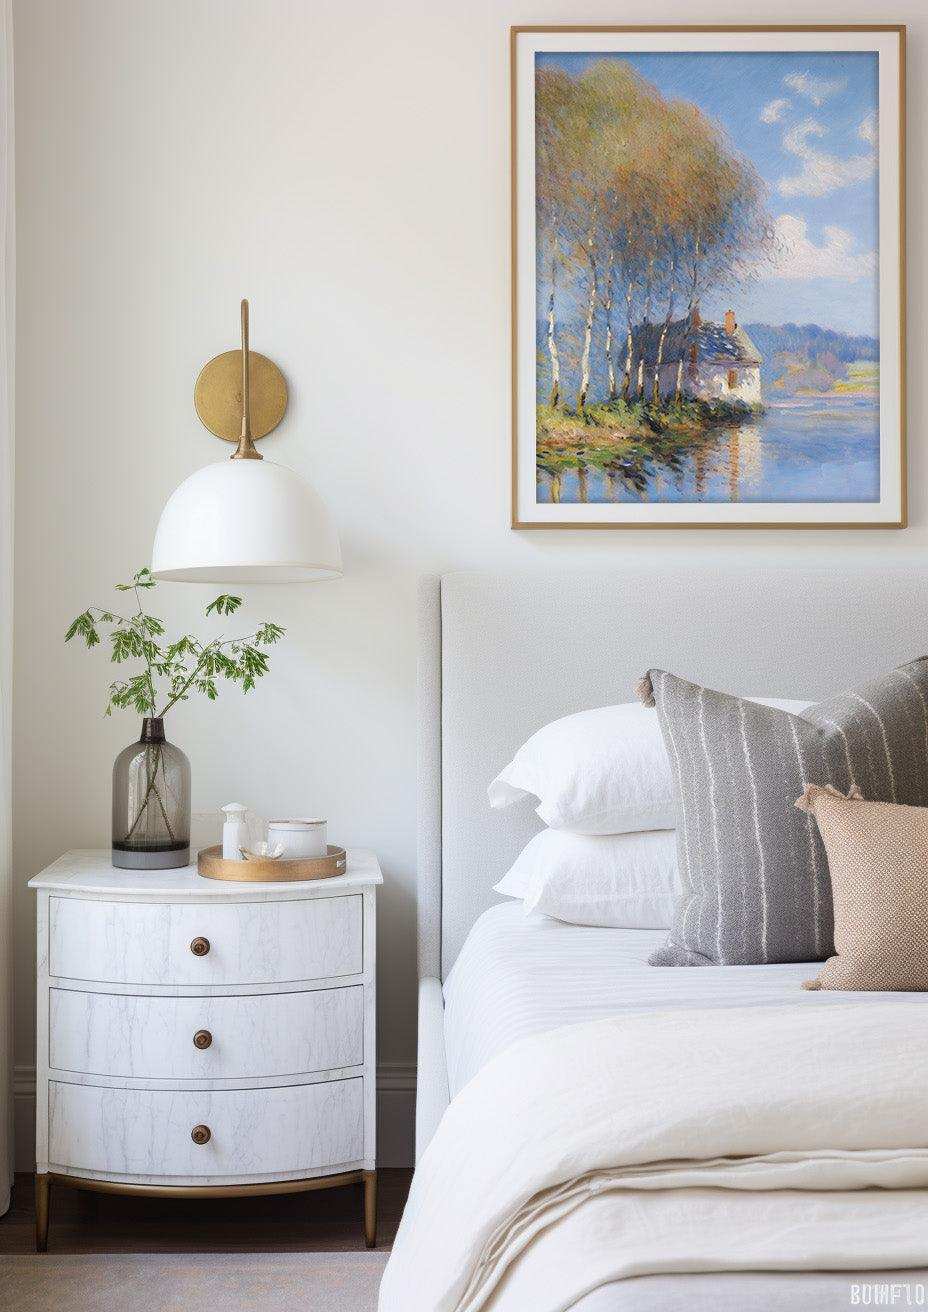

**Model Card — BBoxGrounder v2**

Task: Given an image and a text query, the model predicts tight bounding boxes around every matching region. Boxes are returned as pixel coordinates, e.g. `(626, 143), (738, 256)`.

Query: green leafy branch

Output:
(65, 568), (286, 720)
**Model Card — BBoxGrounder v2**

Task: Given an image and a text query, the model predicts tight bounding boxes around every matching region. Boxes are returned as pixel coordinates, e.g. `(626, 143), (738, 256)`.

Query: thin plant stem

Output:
(157, 648), (211, 719)
(133, 584), (159, 715)
(125, 743), (176, 843)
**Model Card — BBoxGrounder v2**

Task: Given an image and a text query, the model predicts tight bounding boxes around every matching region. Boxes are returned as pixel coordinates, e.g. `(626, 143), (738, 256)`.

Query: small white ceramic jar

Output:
(267, 818), (328, 859)
(220, 803), (248, 861)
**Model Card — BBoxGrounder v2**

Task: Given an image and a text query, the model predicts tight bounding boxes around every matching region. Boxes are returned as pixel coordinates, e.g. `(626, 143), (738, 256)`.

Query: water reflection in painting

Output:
(537, 397), (879, 505)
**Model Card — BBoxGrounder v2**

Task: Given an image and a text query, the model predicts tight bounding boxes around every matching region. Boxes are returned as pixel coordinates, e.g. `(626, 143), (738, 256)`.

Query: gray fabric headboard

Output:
(417, 569), (928, 981)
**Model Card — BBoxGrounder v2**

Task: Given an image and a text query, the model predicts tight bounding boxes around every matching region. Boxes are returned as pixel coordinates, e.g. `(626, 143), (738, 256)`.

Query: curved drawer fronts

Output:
(48, 895), (363, 985)
(49, 986), (364, 1080)
(48, 1077), (364, 1180)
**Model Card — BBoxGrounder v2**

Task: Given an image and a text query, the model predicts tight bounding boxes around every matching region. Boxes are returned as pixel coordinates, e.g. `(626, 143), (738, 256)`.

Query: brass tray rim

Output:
(197, 843), (348, 883)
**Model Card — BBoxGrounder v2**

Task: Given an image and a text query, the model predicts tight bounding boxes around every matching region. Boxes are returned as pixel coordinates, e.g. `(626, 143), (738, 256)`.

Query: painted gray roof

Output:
(632, 317), (762, 366)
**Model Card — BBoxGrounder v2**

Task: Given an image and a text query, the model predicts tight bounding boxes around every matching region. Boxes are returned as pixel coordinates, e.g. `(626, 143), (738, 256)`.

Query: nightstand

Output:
(28, 848), (382, 1251)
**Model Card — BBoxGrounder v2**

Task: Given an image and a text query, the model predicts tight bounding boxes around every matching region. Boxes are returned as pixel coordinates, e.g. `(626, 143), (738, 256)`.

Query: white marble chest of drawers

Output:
(29, 848), (382, 1251)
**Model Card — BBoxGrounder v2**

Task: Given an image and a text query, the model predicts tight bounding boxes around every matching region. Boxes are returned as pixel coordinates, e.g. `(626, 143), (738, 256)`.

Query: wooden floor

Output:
(0, 1171), (413, 1254)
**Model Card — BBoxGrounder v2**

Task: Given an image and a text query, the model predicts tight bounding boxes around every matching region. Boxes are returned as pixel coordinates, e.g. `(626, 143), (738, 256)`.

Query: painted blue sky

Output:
(537, 50), (879, 337)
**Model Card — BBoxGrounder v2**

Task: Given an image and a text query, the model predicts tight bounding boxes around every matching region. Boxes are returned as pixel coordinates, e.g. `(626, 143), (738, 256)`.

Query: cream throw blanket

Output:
(379, 1004), (928, 1312)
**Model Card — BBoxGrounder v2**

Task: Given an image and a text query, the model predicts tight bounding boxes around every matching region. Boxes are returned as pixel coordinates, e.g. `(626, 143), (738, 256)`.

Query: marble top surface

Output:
(28, 848), (383, 897)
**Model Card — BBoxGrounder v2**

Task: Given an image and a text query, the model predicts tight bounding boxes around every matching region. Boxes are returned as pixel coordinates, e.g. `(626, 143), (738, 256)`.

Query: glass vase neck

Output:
(139, 717), (166, 743)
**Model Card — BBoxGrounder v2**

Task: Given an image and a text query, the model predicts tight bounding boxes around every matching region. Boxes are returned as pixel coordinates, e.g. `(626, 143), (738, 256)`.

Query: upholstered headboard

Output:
(417, 569), (928, 981)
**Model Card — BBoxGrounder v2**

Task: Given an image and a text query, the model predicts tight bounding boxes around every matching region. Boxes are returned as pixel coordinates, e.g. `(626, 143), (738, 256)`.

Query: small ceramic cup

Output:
(267, 818), (328, 859)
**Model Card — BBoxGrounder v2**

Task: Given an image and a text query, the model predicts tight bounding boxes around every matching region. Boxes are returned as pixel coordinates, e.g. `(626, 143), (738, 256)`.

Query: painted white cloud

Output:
(777, 117), (876, 198)
(784, 71), (847, 107)
(859, 111), (878, 145)
(752, 214), (877, 282)
(760, 97), (790, 124)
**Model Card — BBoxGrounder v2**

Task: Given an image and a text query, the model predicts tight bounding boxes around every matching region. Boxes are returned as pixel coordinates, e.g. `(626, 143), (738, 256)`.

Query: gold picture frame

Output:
(510, 25), (906, 529)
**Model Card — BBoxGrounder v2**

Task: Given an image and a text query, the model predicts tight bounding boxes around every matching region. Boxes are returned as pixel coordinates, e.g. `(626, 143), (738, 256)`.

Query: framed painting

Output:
(511, 26), (905, 528)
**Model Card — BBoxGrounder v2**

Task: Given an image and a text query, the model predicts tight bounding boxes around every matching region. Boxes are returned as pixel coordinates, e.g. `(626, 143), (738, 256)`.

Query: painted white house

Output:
(639, 309), (762, 405)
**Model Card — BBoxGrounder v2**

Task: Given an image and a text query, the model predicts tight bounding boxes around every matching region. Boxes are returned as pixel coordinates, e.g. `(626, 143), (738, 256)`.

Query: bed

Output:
(395, 570), (928, 1312)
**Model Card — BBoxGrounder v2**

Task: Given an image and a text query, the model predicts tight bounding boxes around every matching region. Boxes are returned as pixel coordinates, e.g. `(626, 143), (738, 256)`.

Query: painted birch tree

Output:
(535, 68), (575, 408)
(534, 58), (768, 415)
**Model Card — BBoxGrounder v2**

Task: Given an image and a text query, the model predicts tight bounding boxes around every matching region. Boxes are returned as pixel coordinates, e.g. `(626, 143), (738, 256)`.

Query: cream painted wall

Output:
(11, 0), (925, 1165)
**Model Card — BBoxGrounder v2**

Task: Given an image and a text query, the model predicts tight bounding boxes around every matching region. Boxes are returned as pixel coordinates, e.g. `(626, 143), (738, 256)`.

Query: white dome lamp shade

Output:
(151, 300), (342, 584)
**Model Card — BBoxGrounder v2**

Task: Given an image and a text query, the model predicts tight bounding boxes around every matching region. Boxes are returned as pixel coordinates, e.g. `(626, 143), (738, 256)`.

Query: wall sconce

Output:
(151, 300), (342, 583)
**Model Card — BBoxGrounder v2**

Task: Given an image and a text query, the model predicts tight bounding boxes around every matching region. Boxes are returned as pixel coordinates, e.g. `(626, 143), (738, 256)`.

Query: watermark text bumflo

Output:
(850, 1284), (928, 1307)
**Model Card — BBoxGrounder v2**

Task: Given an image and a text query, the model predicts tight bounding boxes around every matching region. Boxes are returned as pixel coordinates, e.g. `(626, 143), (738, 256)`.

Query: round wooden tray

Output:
(197, 844), (347, 883)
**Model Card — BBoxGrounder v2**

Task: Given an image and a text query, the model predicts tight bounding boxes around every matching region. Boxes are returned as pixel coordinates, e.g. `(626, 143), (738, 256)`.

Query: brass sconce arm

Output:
(193, 299), (287, 450)
(231, 299), (263, 461)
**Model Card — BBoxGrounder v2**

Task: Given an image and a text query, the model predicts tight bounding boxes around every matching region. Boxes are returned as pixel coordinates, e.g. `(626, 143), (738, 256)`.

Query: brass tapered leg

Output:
(35, 1174), (51, 1252)
(362, 1170), (377, 1249)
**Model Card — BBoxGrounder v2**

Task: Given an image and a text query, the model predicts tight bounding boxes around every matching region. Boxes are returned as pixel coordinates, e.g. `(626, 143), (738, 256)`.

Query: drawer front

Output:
(49, 1077), (364, 1179)
(49, 986), (364, 1080)
(49, 895), (362, 986)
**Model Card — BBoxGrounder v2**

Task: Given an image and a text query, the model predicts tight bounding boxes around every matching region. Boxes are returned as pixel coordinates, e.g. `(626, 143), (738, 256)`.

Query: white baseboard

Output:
(13, 1061), (416, 1173)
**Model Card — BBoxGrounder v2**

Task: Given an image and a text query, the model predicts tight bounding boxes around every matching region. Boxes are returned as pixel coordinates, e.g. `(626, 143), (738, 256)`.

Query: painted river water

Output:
(536, 396), (880, 505)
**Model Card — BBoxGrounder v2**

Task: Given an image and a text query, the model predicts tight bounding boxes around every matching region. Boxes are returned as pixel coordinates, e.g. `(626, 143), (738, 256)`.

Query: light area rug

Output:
(0, 1251), (389, 1312)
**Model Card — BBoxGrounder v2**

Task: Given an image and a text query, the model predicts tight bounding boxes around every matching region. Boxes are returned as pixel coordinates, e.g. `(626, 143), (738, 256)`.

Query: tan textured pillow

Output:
(796, 785), (928, 992)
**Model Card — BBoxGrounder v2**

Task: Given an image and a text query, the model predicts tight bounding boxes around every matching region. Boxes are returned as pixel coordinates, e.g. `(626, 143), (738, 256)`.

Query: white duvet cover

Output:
(380, 1004), (928, 1312)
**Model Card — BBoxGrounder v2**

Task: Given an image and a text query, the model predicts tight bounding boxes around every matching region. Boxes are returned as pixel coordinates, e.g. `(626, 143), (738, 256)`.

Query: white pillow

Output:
(488, 698), (809, 835)
(494, 828), (680, 928)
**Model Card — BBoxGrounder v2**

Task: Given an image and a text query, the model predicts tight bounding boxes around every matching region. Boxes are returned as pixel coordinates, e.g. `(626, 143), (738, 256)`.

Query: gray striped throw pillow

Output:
(639, 658), (928, 967)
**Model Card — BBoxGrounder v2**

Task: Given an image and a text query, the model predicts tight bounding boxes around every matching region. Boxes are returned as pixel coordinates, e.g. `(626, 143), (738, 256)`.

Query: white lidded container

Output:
(267, 819), (327, 859)
(221, 803), (248, 861)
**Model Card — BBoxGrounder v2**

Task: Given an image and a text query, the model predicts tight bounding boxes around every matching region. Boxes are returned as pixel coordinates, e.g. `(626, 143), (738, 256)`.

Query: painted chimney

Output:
(724, 309), (737, 335)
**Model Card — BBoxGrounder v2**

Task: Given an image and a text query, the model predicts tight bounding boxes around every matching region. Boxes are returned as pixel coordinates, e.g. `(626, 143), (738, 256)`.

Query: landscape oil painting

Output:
(511, 28), (904, 527)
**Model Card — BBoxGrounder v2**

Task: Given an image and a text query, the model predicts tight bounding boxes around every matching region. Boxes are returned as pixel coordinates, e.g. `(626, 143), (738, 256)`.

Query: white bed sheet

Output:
(443, 902), (926, 1097)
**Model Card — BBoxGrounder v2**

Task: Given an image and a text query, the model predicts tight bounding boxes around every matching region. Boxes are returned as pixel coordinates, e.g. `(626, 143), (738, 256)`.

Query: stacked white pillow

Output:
(489, 699), (808, 929)
(494, 828), (679, 928)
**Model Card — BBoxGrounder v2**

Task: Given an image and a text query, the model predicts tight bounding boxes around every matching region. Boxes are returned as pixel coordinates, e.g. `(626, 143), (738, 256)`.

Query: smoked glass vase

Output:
(112, 718), (190, 869)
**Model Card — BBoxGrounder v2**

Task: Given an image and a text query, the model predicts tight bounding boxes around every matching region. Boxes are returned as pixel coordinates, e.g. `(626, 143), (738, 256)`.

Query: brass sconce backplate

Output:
(194, 349), (288, 444)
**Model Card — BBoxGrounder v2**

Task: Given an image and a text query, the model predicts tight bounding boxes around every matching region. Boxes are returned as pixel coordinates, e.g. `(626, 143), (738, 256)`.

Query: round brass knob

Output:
(191, 1124), (211, 1145)
(190, 937), (210, 957)
(193, 1029), (212, 1050)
